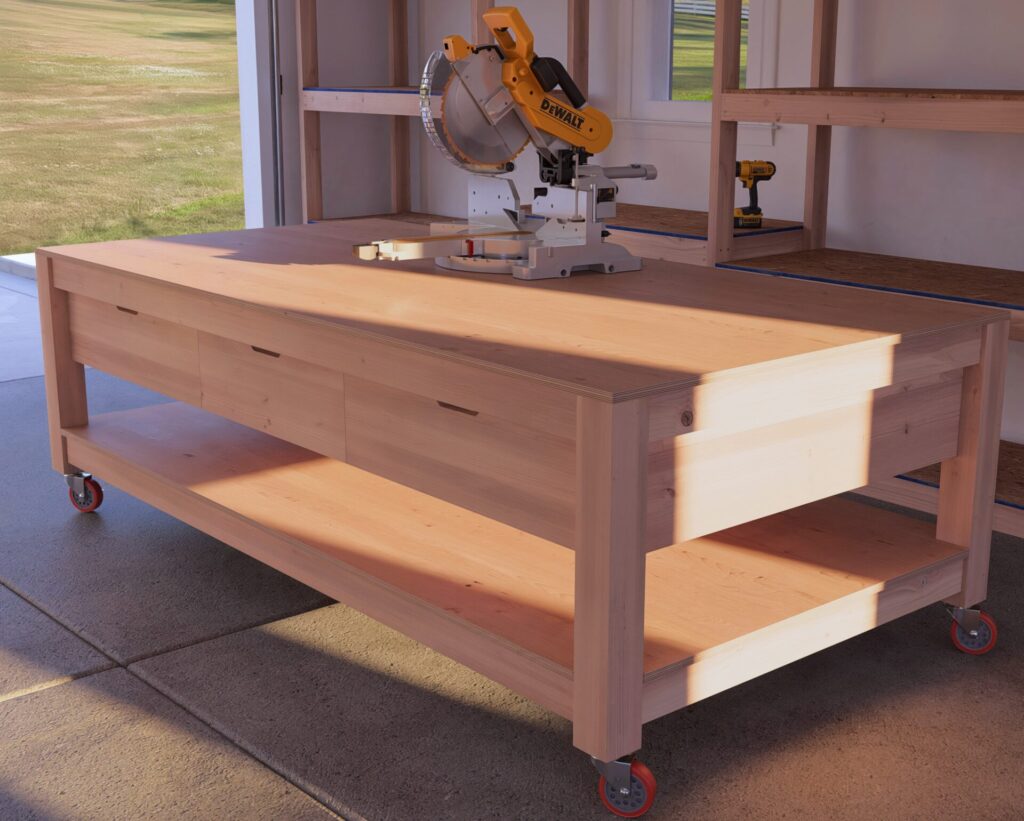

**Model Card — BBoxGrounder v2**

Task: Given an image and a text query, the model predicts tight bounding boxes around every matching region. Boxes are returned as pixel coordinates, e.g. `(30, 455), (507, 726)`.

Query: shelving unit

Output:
(295, 0), (591, 223)
(708, 0), (1024, 537)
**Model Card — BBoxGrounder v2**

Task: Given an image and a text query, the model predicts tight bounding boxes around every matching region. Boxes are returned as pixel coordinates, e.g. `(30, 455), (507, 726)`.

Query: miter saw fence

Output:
(355, 5), (658, 281)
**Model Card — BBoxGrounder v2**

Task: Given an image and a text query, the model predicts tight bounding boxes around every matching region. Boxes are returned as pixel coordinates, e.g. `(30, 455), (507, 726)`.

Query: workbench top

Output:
(43, 218), (1006, 400)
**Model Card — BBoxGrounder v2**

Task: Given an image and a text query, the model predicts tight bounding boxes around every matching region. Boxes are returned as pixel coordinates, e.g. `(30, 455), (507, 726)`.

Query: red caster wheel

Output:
(950, 611), (997, 655)
(68, 476), (103, 513)
(598, 759), (657, 818)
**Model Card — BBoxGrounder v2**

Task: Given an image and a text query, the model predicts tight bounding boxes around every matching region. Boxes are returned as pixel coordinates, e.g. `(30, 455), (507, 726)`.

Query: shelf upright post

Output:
(296, 0), (323, 222)
(803, 0), (839, 250)
(573, 397), (649, 762)
(938, 320), (1010, 608)
(568, 0), (590, 99)
(707, 0), (744, 264)
(390, 0), (411, 214)
(472, 0), (494, 44)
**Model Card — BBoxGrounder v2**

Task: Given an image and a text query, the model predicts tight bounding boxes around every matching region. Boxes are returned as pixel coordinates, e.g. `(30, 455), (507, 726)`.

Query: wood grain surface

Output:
(42, 218), (1005, 401)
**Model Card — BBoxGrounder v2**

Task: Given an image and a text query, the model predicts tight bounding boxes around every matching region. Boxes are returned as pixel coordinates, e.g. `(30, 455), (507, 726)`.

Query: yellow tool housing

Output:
(480, 6), (612, 154)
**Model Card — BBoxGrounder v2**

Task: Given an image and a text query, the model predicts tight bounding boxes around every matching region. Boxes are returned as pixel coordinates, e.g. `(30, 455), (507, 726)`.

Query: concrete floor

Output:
(2, 273), (1024, 820)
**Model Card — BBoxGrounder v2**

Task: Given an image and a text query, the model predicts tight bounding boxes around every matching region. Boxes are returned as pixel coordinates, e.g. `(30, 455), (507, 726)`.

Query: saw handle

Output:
(484, 7), (534, 62)
(531, 56), (586, 108)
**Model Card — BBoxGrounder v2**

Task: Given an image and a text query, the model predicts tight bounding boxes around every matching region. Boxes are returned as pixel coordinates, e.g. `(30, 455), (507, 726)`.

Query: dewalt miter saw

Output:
(355, 6), (657, 280)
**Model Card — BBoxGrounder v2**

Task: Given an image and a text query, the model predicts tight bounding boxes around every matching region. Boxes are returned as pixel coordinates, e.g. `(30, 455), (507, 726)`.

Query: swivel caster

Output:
(592, 757), (657, 818)
(66, 473), (103, 514)
(949, 607), (997, 655)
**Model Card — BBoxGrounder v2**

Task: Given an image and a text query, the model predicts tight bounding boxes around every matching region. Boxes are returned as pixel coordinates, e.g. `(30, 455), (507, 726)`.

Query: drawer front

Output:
(68, 293), (200, 403)
(197, 332), (346, 459)
(646, 370), (964, 549)
(345, 376), (576, 546)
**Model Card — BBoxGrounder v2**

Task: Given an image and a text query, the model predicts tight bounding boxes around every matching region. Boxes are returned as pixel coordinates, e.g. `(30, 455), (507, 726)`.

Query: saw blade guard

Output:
(420, 49), (522, 175)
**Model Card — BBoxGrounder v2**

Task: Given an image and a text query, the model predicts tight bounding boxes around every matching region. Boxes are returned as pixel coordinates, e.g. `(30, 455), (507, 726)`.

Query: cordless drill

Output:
(734, 160), (776, 229)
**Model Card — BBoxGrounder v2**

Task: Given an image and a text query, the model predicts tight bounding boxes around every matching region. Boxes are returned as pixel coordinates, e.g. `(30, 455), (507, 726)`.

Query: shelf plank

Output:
(721, 88), (1024, 133)
(722, 248), (1024, 340)
(610, 203), (801, 241)
(301, 86), (440, 117)
(908, 439), (1024, 510)
(62, 402), (966, 709)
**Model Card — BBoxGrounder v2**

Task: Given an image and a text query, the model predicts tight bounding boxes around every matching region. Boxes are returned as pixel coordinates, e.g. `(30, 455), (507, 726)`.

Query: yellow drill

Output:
(734, 160), (776, 229)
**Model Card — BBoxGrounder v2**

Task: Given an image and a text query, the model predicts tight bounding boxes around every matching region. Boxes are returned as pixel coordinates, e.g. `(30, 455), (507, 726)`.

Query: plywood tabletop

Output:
(42, 218), (1006, 400)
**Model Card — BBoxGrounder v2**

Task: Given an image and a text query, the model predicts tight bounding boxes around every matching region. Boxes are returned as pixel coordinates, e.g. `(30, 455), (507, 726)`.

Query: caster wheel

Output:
(68, 478), (103, 513)
(950, 611), (997, 655)
(598, 759), (657, 818)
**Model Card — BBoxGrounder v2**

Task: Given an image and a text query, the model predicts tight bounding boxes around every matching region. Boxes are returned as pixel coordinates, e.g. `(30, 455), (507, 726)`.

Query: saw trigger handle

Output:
(484, 7), (535, 62)
(531, 56), (586, 108)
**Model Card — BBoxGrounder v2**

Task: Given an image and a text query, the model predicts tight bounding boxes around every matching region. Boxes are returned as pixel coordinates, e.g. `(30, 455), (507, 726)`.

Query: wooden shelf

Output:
(720, 87), (1024, 133)
(62, 401), (967, 721)
(907, 440), (1024, 506)
(720, 248), (1024, 340)
(611, 203), (801, 241)
(301, 86), (440, 117)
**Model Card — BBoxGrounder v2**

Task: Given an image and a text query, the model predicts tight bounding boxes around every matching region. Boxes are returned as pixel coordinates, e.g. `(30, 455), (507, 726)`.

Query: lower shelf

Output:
(63, 402), (966, 723)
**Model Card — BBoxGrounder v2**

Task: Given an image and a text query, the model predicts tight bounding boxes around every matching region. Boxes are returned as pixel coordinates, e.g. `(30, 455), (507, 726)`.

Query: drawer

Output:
(68, 293), (200, 402)
(646, 370), (964, 548)
(197, 332), (346, 459)
(344, 376), (576, 546)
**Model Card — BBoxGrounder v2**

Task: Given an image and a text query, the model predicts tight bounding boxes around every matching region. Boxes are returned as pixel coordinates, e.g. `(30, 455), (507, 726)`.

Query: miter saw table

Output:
(38, 213), (1007, 817)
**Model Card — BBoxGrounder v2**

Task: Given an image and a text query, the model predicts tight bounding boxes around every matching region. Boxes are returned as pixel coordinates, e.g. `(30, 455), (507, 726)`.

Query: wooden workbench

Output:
(37, 218), (1008, 816)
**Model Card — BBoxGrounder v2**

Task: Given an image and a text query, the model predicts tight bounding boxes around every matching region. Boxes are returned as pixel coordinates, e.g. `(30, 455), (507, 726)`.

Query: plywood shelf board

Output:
(730, 87), (1024, 101)
(611, 203), (802, 241)
(304, 85), (423, 93)
(63, 401), (967, 682)
(44, 219), (1003, 403)
(720, 248), (1024, 339)
(906, 439), (1024, 510)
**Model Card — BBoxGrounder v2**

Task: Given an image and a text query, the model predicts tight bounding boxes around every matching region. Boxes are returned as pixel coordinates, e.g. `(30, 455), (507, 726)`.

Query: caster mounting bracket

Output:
(64, 472), (93, 502)
(948, 606), (982, 634)
(591, 756), (633, 794)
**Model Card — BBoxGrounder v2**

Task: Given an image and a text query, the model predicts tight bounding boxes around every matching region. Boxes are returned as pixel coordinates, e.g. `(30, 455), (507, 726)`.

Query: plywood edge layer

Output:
(61, 423), (575, 719)
(640, 551), (965, 724)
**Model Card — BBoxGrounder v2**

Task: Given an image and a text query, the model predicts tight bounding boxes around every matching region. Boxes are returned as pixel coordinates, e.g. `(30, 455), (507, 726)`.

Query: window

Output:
(618, 0), (775, 141)
(670, 1), (748, 101)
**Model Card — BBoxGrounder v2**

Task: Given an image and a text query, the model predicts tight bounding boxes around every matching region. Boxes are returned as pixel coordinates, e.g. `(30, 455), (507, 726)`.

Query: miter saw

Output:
(354, 5), (657, 280)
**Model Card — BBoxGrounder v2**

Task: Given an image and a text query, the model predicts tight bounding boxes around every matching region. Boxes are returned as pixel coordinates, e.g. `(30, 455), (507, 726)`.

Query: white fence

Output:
(674, 1), (749, 20)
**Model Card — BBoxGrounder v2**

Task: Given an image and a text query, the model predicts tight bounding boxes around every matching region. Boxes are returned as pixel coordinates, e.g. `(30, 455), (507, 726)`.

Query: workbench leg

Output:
(938, 320), (1009, 608)
(36, 252), (88, 474)
(573, 397), (648, 763)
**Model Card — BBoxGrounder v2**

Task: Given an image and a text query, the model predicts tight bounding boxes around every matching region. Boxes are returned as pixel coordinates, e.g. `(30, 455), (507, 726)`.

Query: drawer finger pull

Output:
(115, 306), (138, 315)
(437, 400), (479, 417)
(250, 345), (281, 358)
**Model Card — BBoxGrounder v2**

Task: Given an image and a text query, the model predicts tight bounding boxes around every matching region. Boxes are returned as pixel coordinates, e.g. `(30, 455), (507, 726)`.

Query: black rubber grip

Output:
(531, 56), (586, 109)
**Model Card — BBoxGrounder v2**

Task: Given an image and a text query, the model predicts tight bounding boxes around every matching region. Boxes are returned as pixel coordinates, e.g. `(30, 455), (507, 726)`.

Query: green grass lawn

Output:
(0, 0), (243, 254)
(671, 10), (748, 101)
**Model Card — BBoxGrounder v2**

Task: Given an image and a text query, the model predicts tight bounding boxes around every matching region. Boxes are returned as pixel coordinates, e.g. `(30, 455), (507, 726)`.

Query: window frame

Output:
(614, 0), (779, 141)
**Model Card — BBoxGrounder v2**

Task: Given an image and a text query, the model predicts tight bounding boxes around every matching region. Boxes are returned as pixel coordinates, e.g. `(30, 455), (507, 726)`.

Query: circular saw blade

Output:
(419, 49), (527, 174)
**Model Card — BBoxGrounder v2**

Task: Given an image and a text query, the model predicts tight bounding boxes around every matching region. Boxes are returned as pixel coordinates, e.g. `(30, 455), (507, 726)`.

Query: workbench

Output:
(37, 218), (1008, 817)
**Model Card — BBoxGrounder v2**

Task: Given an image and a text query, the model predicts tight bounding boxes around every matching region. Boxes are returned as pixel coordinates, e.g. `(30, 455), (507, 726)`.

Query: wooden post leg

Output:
(802, 0), (839, 250)
(296, 0), (323, 223)
(36, 253), (88, 473)
(573, 397), (648, 762)
(707, 0), (743, 264)
(938, 320), (1009, 607)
